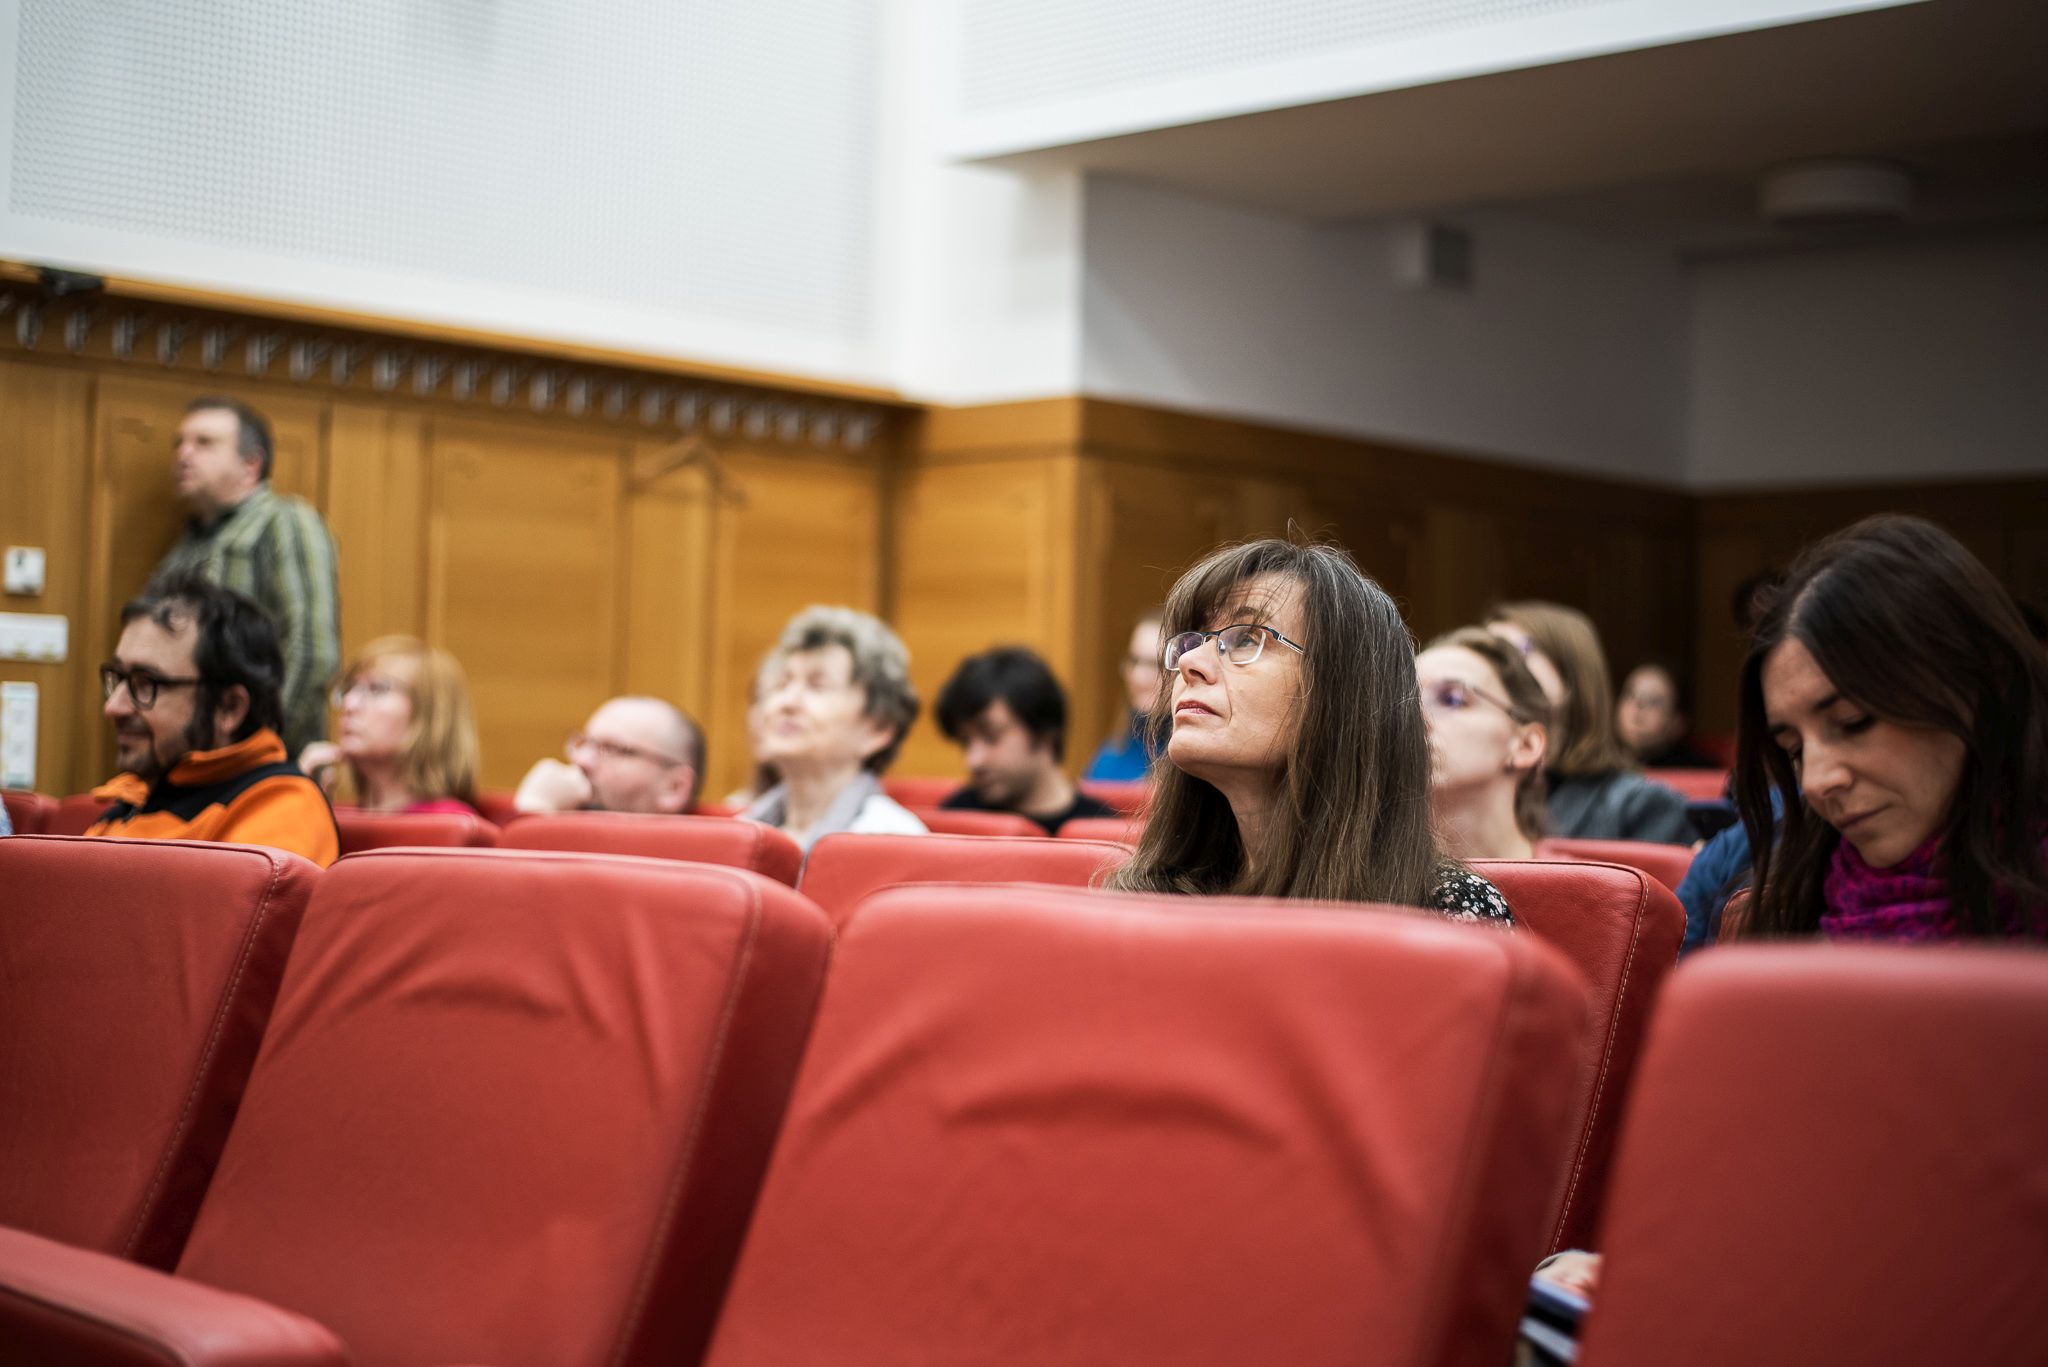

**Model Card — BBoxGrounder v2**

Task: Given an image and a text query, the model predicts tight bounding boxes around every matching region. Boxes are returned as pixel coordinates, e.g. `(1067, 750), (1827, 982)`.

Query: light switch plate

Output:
(4, 547), (46, 595)
(0, 613), (67, 662)
(1, 681), (35, 789)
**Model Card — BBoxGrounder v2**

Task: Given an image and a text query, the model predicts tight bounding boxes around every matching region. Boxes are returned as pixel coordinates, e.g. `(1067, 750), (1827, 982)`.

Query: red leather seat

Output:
(1536, 838), (1695, 892)
(1576, 945), (2048, 1367)
(332, 807), (499, 854)
(1474, 859), (1685, 1253)
(471, 788), (521, 826)
(498, 811), (803, 886)
(1077, 779), (1151, 814)
(0, 836), (318, 1269)
(1641, 768), (1728, 802)
(2, 789), (53, 835)
(704, 884), (1589, 1367)
(1057, 813), (1144, 843)
(800, 832), (1127, 927)
(0, 848), (832, 1367)
(908, 806), (1046, 838)
(881, 775), (960, 809)
(48, 793), (108, 836)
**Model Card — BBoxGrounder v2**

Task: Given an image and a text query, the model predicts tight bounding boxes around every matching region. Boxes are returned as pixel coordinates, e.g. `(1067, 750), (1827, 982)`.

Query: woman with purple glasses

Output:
(1416, 627), (1553, 861)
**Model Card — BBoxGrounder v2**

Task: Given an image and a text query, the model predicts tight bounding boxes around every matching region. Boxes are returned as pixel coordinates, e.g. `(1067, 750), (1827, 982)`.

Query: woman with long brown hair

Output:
(1735, 514), (2048, 940)
(1486, 601), (1692, 844)
(1109, 538), (1511, 924)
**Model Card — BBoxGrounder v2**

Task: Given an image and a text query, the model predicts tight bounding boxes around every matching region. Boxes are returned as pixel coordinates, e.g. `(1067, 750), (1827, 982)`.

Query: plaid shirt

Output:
(149, 485), (341, 756)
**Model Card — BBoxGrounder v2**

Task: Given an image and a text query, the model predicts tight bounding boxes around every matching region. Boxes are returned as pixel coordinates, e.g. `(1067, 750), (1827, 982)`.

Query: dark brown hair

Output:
(1423, 626), (1553, 843)
(1735, 515), (2048, 937)
(186, 395), (275, 482)
(1487, 600), (1635, 777)
(1109, 538), (1443, 906)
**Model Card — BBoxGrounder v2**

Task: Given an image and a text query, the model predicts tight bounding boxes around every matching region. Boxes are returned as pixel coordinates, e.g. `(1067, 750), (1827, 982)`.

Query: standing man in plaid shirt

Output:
(148, 396), (340, 757)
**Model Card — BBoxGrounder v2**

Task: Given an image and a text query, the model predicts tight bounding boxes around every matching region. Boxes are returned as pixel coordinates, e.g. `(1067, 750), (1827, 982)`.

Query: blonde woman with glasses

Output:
(1109, 538), (1512, 925)
(299, 636), (481, 816)
(1416, 627), (1552, 861)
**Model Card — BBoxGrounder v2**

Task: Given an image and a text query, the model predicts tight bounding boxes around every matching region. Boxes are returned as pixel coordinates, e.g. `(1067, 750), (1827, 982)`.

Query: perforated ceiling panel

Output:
(960, 0), (1619, 112)
(10, 0), (878, 343)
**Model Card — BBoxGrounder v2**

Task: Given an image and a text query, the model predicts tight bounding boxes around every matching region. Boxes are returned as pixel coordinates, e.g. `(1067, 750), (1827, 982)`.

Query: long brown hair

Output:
(1736, 515), (2048, 937)
(1109, 538), (1443, 906)
(1487, 600), (1634, 777)
(1422, 626), (1553, 843)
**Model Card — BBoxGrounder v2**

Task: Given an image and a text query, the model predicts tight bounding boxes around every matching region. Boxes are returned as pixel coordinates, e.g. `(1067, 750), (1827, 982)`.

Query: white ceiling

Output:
(985, 0), (2048, 244)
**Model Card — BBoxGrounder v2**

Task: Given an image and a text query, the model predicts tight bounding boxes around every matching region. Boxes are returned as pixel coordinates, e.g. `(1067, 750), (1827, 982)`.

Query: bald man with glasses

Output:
(514, 696), (704, 816)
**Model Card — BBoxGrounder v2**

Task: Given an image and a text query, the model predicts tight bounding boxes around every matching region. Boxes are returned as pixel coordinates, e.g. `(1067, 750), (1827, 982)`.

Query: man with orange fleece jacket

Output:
(86, 572), (337, 867)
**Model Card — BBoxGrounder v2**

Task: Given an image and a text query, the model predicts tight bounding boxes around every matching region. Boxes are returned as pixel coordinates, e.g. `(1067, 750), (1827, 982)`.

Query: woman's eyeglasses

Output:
(1163, 624), (1307, 671)
(330, 675), (407, 709)
(1421, 678), (1525, 721)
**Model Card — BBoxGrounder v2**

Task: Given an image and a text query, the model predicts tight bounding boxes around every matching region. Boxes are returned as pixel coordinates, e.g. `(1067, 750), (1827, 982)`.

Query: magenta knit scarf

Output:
(1820, 836), (1955, 941)
(1821, 834), (2048, 941)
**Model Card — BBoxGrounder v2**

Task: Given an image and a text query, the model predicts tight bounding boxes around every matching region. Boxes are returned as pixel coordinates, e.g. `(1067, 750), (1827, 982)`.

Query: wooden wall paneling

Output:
(424, 419), (628, 789)
(324, 403), (429, 656)
(81, 376), (329, 785)
(701, 448), (884, 802)
(0, 361), (96, 795)
(621, 438), (720, 738)
(878, 454), (1071, 782)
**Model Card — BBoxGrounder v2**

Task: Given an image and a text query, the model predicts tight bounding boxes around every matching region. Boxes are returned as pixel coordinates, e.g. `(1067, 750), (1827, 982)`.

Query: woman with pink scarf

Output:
(1732, 514), (2047, 942)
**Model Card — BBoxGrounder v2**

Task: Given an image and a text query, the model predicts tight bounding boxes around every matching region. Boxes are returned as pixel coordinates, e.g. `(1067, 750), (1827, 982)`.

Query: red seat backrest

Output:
(1536, 838), (1696, 892)
(800, 832), (1127, 927)
(0, 836), (318, 1268)
(171, 848), (832, 1367)
(1057, 813), (1144, 843)
(498, 811), (802, 886)
(908, 806), (1045, 838)
(2, 790), (54, 835)
(472, 788), (521, 827)
(881, 776), (959, 809)
(1641, 768), (1728, 802)
(1473, 859), (1685, 1253)
(48, 793), (108, 836)
(1076, 779), (1151, 814)
(333, 808), (499, 855)
(1577, 945), (2048, 1367)
(705, 885), (1588, 1367)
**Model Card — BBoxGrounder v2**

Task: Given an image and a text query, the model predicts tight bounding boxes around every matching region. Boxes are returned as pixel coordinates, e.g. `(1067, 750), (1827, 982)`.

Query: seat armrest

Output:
(0, 1226), (346, 1365)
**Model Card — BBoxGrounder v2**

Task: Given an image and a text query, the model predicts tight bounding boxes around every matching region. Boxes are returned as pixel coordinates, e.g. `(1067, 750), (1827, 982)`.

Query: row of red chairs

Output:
(3, 832), (2036, 1365)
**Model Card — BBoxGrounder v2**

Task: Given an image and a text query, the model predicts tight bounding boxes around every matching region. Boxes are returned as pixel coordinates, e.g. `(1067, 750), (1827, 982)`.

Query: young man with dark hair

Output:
(86, 572), (338, 866)
(935, 647), (1115, 836)
(148, 396), (340, 756)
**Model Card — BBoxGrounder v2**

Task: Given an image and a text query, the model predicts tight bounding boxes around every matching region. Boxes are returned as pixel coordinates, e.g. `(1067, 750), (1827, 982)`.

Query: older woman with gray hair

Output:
(741, 605), (927, 848)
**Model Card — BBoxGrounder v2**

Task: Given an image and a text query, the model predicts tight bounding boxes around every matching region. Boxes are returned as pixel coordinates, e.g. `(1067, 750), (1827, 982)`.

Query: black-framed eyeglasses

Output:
(1421, 678), (1526, 722)
(567, 732), (687, 768)
(1163, 624), (1307, 671)
(100, 663), (203, 711)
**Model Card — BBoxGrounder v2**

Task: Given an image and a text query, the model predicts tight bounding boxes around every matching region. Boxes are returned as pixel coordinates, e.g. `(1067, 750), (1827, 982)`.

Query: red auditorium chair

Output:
(1641, 767), (1729, 802)
(882, 775), (959, 809)
(799, 831), (1127, 926)
(1474, 859), (1685, 1254)
(0, 836), (317, 1269)
(909, 806), (1045, 838)
(1077, 779), (1151, 814)
(0, 848), (832, 1367)
(1575, 945), (2048, 1367)
(332, 806), (499, 854)
(47, 792), (109, 836)
(702, 883), (1589, 1367)
(471, 788), (521, 826)
(1536, 838), (1696, 892)
(1, 789), (54, 834)
(499, 810), (803, 886)
(1057, 813), (1144, 843)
